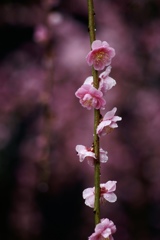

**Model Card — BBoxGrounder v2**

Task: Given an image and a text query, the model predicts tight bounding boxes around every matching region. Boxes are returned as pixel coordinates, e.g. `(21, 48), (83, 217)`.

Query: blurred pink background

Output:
(0, 0), (160, 239)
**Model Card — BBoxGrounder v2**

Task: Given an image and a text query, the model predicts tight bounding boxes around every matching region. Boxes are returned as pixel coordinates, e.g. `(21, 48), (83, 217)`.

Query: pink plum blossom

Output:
(75, 145), (108, 166)
(75, 84), (106, 110)
(86, 40), (115, 71)
(84, 66), (116, 94)
(97, 107), (122, 137)
(83, 181), (117, 208)
(88, 218), (116, 240)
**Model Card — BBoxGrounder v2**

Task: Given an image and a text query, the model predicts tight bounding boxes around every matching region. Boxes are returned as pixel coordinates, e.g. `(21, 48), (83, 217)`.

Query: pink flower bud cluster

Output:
(75, 40), (122, 240)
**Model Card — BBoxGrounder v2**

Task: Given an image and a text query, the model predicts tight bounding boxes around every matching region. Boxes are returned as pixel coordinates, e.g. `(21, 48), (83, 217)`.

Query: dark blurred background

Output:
(0, 0), (160, 239)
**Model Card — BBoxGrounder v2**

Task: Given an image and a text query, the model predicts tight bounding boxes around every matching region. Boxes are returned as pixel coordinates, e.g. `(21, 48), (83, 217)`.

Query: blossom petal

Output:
(75, 145), (86, 152)
(112, 116), (122, 122)
(97, 120), (112, 136)
(110, 122), (118, 128)
(103, 193), (117, 202)
(104, 181), (117, 192)
(83, 187), (94, 199)
(103, 107), (117, 120)
(99, 66), (112, 79)
(95, 218), (109, 232)
(102, 41), (110, 48)
(87, 157), (95, 167)
(102, 228), (111, 238)
(92, 40), (102, 49)
(84, 76), (93, 85)
(83, 188), (95, 208)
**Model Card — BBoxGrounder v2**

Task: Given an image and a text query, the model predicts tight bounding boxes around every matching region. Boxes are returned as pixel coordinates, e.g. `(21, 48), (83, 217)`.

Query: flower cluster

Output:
(75, 40), (122, 240)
